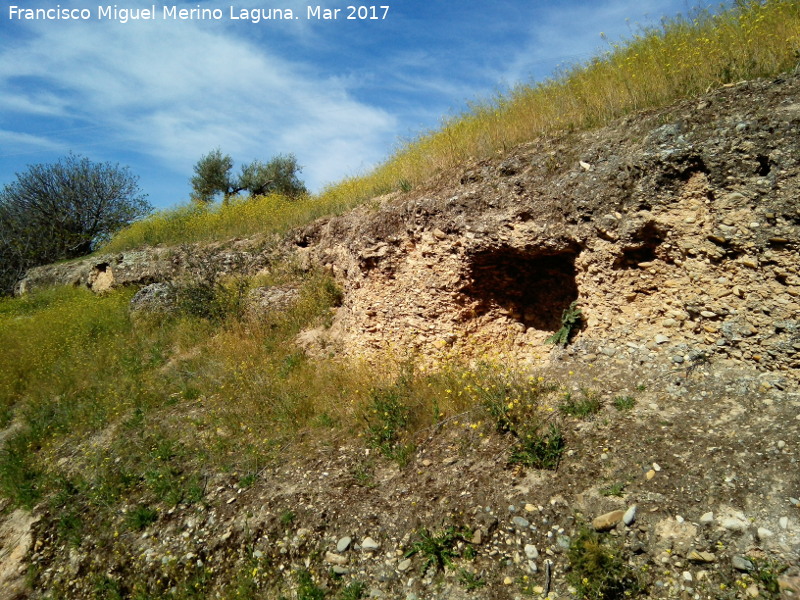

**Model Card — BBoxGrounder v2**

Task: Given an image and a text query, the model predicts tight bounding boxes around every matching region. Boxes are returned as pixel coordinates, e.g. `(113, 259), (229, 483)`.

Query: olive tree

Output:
(0, 154), (150, 294)
(190, 150), (307, 203)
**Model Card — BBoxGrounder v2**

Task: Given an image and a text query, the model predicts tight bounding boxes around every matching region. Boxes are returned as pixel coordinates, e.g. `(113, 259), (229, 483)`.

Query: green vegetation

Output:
(559, 388), (602, 418)
(0, 154), (150, 295)
(3, 2), (800, 596)
(600, 481), (627, 497)
(191, 149), (307, 203)
(612, 395), (636, 411)
(546, 301), (583, 347)
(509, 424), (566, 470)
(101, 1), (800, 254)
(567, 526), (646, 600)
(405, 526), (471, 573)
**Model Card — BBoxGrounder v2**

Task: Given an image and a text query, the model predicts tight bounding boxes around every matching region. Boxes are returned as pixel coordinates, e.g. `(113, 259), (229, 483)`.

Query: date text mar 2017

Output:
(308, 6), (389, 20)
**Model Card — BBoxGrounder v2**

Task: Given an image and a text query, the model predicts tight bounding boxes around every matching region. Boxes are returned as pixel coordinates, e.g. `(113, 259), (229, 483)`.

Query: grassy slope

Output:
(2, 1), (800, 595)
(102, 0), (800, 253)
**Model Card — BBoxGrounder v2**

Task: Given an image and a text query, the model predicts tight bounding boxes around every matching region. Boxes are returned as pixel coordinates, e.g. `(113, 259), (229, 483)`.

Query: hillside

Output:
(2, 70), (799, 600)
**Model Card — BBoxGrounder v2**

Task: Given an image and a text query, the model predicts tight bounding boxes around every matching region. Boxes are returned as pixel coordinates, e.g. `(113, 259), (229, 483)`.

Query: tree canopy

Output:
(0, 154), (150, 294)
(191, 150), (307, 203)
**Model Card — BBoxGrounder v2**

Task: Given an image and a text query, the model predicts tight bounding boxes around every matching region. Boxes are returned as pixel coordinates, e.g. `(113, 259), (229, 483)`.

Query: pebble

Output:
(777, 440), (786, 449)
(593, 510), (625, 531)
(524, 544), (539, 559)
(721, 517), (748, 532)
(699, 512), (714, 525)
(780, 517), (789, 530)
(503, 576), (513, 585)
(337, 536), (352, 552)
(325, 552), (348, 566)
(361, 537), (381, 551)
(512, 516), (530, 528)
(332, 566), (349, 575)
(655, 334), (670, 344)
(682, 571), (693, 583)
(646, 469), (656, 480)
(623, 505), (637, 526)
(652, 462), (661, 472)
(732, 556), (754, 572)
(757, 527), (774, 539)
(688, 551), (716, 563)
(398, 559), (412, 572)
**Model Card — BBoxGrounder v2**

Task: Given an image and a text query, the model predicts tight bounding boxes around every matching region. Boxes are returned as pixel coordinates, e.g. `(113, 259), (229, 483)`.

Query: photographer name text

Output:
(6, 4), (390, 23)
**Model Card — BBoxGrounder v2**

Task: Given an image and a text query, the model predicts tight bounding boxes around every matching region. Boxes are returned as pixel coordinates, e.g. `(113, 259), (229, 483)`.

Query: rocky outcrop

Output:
(294, 75), (800, 381)
(15, 237), (276, 296)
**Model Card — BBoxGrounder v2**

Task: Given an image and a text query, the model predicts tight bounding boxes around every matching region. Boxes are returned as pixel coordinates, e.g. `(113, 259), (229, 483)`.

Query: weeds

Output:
(567, 526), (646, 600)
(509, 424), (565, 470)
(126, 505), (158, 531)
(600, 482), (627, 497)
(458, 568), (486, 591)
(295, 569), (325, 600)
(546, 301), (583, 346)
(338, 581), (367, 600)
(612, 395), (636, 411)
(559, 389), (602, 418)
(751, 559), (789, 599)
(405, 526), (472, 573)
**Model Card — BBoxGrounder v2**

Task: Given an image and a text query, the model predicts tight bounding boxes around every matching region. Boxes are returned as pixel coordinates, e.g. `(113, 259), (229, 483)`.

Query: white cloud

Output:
(0, 13), (397, 191)
(0, 130), (65, 157)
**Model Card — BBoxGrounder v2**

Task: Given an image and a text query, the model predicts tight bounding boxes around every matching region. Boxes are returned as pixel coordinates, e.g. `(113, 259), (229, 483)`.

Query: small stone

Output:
(777, 440), (786, 449)
(682, 571), (693, 583)
(779, 575), (800, 595)
(646, 469), (656, 480)
(524, 503), (535, 512)
(779, 517), (789, 530)
(524, 544), (539, 559)
(512, 516), (530, 529)
(503, 576), (513, 585)
(688, 551), (716, 563)
(699, 512), (714, 525)
(623, 505), (637, 526)
(361, 537), (381, 551)
(471, 529), (483, 545)
(652, 462), (662, 472)
(745, 585), (760, 598)
(398, 559), (412, 572)
(757, 527), (774, 540)
(655, 334), (670, 344)
(700, 311), (717, 318)
(332, 565), (349, 575)
(325, 552), (348, 566)
(732, 555), (754, 572)
(722, 518), (748, 532)
(337, 536), (352, 552)
(593, 510), (625, 531)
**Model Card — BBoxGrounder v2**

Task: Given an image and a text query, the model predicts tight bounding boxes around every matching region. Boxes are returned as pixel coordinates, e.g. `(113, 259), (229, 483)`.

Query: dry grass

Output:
(100, 0), (800, 254)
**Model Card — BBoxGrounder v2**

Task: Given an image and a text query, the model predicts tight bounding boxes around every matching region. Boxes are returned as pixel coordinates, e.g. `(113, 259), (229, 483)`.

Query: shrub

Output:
(546, 301), (583, 346)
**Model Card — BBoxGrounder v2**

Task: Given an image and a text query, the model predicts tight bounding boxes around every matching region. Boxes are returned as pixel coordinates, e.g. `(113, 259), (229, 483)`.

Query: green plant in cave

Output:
(546, 301), (582, 346)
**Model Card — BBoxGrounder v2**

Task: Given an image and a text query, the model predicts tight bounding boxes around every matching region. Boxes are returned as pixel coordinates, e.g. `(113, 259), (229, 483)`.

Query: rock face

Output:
(294, 76), (800, 381)
(15, 237), (277, 296)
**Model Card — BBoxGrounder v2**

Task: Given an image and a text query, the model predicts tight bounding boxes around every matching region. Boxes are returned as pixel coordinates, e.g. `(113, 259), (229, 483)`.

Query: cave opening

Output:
(462, 247), (580, 331)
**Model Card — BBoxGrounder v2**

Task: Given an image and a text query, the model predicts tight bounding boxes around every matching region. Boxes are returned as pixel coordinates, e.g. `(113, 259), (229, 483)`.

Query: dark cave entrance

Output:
(462, 247), (580, 331)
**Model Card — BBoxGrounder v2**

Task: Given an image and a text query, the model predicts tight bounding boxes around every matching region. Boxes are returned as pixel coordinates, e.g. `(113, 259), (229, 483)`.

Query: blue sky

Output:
(0, 0), (726, 209)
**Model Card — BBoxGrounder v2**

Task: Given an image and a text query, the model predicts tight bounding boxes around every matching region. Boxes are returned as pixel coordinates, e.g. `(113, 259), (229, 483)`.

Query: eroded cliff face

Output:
(295, 75), (800, 383)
